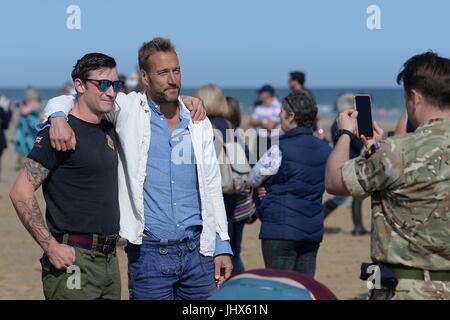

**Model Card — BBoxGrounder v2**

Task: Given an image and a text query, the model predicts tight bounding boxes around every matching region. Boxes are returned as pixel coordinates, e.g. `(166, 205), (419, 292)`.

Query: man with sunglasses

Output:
(10, 53), (123, 299)
(41, 37), (232, 300)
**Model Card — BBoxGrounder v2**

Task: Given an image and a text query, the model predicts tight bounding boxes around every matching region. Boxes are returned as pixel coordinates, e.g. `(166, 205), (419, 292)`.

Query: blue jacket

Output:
(259, 126), (331, 242)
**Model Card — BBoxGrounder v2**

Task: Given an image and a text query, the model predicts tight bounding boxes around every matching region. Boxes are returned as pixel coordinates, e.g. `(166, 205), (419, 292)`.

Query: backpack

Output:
(212, 120), (251, 195)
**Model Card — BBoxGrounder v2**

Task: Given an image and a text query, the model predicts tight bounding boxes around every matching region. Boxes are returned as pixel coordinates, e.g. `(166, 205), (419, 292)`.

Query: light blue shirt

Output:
(143, 99), (232, 256)
(36, 111), (68, 131)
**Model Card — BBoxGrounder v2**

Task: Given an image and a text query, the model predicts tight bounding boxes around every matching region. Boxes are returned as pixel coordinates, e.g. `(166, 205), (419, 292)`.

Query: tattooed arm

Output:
(10, 158), (75, 270)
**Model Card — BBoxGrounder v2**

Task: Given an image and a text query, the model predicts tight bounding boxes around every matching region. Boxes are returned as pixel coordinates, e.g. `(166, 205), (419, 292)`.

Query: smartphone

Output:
(354, 94), (374, 138)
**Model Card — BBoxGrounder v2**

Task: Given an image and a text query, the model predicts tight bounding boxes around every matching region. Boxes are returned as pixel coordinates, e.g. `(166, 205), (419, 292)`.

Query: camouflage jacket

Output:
(342, 118), (450, 270)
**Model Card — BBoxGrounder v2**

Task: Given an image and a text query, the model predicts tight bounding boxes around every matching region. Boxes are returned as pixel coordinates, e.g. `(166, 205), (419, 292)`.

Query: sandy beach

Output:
(0, 116), (396, 300)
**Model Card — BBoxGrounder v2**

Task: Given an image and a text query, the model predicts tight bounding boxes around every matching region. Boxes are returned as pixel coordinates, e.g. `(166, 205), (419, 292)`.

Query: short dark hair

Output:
(290, 71), (305, 86)
(138, 37), (177, 73)
(282, 90), (317, 127)
(71, 53), (117, 81)
(397, 51), (450, 109)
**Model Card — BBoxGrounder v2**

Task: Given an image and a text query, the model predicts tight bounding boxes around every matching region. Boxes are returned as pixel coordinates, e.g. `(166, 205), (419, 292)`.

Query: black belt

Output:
(55, 234), (119, 254)
(142, 229), (201, 244)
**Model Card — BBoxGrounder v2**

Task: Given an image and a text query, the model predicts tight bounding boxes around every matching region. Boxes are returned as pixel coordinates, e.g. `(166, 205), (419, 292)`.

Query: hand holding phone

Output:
(354, 94), (374, 139)
(360, 120), (384, 150)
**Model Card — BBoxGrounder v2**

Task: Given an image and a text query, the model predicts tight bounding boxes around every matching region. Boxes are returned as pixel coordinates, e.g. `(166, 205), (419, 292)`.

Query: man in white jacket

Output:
(45, 38), (232, 300)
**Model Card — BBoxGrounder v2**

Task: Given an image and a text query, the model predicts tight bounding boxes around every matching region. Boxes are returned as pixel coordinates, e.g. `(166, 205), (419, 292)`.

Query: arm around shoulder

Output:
(44, 95), (75, 119)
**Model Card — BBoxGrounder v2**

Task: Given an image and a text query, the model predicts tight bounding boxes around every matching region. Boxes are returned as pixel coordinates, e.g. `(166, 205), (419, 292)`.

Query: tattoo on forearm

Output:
(12, 197), (53, 251)
(13, 159), (52, 250)
(24, 158), (50, 188)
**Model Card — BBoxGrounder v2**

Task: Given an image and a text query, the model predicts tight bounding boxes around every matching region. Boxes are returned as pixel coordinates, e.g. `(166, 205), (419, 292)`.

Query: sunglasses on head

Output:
(85, 79), (123, 92)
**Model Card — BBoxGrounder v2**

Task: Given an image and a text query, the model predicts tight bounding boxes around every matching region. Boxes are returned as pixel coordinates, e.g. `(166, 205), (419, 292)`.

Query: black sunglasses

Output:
(85, 79), (123, 92)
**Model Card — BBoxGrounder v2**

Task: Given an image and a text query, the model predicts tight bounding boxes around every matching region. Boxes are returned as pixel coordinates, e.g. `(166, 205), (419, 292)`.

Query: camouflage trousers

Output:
(369, 278), (450, 300)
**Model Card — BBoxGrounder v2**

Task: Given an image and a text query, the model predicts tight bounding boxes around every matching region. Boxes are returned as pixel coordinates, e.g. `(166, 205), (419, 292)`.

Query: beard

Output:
(150, 84), (180, 105)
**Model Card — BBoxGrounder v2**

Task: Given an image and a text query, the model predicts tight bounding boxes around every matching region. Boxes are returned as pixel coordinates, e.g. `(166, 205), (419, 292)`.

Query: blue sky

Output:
(1, 0), (449, 87)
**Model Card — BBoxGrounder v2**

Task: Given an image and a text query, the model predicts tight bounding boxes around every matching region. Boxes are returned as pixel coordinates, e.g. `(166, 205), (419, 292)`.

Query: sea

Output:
(0, 87), (405, 121)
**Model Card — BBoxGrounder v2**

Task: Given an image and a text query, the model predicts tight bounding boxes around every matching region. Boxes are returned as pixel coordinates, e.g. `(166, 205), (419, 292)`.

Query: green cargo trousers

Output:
(40, 246), (121, 300)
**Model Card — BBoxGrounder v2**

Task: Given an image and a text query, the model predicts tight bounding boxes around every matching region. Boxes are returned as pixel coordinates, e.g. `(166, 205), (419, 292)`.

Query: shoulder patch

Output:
(33, 135), (44, 149)
(106, 134), (115, 152)
(34, 136), (43, 144)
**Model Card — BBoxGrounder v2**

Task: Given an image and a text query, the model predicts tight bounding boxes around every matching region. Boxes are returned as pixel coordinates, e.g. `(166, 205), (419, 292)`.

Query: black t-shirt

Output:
(28, 114), (120, 236)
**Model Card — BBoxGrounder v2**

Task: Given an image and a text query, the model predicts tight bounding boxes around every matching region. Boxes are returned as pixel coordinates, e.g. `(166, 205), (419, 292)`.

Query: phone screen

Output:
(354, 95), (373, 138)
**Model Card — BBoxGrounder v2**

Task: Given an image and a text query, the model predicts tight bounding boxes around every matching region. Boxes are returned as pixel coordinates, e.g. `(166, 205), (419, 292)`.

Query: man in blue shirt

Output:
(127, 38), (233, 299)
(47, 38), (233, 300)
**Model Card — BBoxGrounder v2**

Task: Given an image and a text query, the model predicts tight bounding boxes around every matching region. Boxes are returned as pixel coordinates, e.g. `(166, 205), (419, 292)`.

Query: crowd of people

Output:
(4, 37), (450, 300)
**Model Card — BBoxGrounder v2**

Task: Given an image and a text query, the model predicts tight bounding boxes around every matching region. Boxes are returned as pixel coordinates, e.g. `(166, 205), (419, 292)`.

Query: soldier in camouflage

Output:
(325, 52), (450, 300)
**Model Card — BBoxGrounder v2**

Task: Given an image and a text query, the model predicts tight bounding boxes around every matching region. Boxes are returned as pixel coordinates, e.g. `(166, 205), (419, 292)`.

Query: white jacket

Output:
(45, 92), (229, 256)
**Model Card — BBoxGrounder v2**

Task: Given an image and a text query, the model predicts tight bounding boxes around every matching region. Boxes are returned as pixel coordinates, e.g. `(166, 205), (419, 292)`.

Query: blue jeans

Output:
(227, 219), (246, 274)
(261, 239), (320, 278)
(125, 232), (216, 300)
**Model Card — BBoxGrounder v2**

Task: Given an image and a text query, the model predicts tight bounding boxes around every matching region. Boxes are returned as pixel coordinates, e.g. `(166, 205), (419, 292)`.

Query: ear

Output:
(140, 69), (149, 87)
(287, 111), (296, 124)
(287, 110), (295, 120)
(73, 79), (85, 95)
(409, 89), (423, 108)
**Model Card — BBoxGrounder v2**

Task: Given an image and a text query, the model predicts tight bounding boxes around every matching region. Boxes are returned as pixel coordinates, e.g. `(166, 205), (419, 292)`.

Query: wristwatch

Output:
(333, 129), (354, 144)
